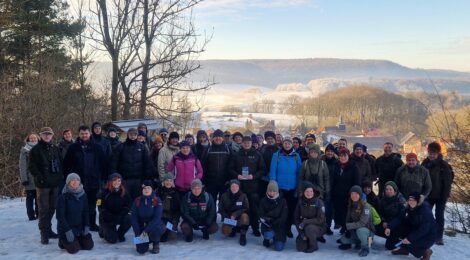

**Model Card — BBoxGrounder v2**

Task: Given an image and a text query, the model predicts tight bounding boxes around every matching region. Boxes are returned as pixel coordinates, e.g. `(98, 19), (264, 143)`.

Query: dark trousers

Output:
(25, 190), (38, 220)
(124, 179), (142, 200)
(206, 184), (225, 204)
(258, 179), (269, 198)
(101, 215), (132, 243)
(333, 197), (348, 229)
(296, 225), (323, 252)
(37, 187), (58, 234)
(427, 198), (446, 240)
(85, 188), (99, 226)
(325, 198), (334, 228)
(375, 224), (400, 250)
(180, 221), (218, 238)
(280, 189), (296, 233)
(246, 192), (260, 232)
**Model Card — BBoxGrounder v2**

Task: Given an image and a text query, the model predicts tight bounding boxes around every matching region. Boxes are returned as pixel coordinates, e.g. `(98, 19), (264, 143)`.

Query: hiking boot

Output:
(392, 247), (409, 256)
(185, 234), (193, 242)
(202, 230), (209, 240)
(326, 228), (333, 235)
(305, 247), (317, 253)
(317, 236), (326, 243)
(58, 240), (64, 249)
(421, 249), (433, 260)
(435, 238), (444, 245)
(118, 235), (126, 242)
(358, 247), (369, 257)
(150, 243), (160, 254)
(339, 244), (352, 250)
(252, 229), (261, 237)
(263, 239), (271, 248)
(239, 234), (247, 246)
(48, 230), (58, 239)
(336, 238), (343, 244)
(40, 231), (49, 245)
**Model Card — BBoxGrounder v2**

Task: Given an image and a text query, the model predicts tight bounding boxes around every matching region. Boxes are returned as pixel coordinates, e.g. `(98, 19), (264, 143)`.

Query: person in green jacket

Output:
(338, 185), (374, 257)
(394, 153), (432, 200)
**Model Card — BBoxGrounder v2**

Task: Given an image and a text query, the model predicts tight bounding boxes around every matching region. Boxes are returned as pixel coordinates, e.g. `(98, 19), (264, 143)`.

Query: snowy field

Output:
(1, 197), (469, 259)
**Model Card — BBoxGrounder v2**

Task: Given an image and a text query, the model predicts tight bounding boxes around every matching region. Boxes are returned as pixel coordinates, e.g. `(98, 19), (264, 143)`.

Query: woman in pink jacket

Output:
(166, 141), (203, 196)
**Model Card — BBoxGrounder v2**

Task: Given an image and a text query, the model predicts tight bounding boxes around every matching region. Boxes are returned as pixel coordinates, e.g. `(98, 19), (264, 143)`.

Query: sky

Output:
(193, 0), (470, 72)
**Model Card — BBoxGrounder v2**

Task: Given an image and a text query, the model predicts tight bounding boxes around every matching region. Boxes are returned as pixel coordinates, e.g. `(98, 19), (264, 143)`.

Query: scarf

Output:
(62, 184), (85, 200)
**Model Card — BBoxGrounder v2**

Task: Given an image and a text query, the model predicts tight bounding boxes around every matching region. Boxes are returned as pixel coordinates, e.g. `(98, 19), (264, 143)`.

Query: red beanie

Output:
(406, 153), (418, 161)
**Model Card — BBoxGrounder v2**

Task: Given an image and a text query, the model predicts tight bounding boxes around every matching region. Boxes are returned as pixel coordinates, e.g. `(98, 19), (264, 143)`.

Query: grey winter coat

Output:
(19, 144), (36, 190)
(158, 144), (180, 179)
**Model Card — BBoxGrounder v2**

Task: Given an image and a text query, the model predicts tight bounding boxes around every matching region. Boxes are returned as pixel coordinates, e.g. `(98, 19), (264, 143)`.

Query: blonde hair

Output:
(25, 133), (40, 143)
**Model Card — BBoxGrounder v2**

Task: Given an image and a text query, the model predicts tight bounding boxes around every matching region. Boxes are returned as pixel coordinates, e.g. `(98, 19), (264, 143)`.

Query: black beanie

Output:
(169, 132), (179, 140)
(264, 131), (276, 140)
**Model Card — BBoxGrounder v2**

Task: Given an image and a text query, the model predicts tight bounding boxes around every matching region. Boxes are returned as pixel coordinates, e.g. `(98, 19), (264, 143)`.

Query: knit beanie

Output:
(191, 179), (203, 189)
(66, 173), (81, 185)
(169, 131), (180, 140)
(349, 185), (362, 196)
(308, 143), (321, 154)
(264, 131), (276, 140)
(267, 180), (279, 193)
(213, 129), (224, 138)
(384, 181), (398, 193)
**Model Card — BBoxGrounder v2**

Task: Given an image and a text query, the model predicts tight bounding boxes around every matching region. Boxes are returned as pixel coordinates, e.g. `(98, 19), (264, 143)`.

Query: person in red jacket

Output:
(166, 141), (203, 197)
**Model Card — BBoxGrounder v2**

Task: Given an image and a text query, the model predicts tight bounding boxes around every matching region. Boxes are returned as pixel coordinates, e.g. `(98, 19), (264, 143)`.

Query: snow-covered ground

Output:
(1, 197), (469, 259)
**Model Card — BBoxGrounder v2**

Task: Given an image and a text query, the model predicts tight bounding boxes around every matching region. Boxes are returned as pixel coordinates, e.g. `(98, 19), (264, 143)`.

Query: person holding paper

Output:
(180, 179), (218, 242)
(56, 173), (94, 254)
(228, 136), (266, 237)
(157, 173), (181, 242)
(96, 173), (132, 244)
(338, 185), (375, 257)
(218, 179), (250, 246)
(390, 192), (436, 260)
(294, 181), (327, 253)
(258, 180), (288, 251)
(130, 180), (164, 254)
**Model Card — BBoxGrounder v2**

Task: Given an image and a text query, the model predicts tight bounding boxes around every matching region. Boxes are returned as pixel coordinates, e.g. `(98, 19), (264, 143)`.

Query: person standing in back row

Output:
(29, 127), (63, 244)
(421, 142), (453, 246)
(19, 133), (40, 221)
(375, 142), (403, 197)
(63, 125), (108, 232)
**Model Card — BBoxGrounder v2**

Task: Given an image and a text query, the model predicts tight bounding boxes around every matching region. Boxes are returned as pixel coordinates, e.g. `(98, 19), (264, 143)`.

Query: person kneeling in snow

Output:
(259, 180), (288, 251)
(180, 179), (218, 242)
(97, 173), (132, 243)
(338, 185), (374, 257)
(130, 180), (164, 254)
(56, 173), (94, 254)
(157, 174), (181, 242)
(294, 181), (327, 253)
(390, 192), (435, 260)
(218, 179), (250, 246)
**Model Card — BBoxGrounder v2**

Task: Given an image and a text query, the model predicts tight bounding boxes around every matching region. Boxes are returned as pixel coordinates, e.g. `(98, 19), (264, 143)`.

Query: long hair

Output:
(24, 133), (40, 143)
(106, 179), (126, 198)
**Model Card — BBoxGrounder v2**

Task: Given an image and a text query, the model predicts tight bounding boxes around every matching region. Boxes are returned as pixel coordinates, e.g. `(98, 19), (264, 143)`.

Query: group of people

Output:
(19, 123), (454, 259)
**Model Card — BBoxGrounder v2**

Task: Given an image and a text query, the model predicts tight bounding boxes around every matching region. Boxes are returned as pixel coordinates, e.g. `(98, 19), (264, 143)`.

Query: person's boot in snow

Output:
(229, 228), (237, 238)
(48, 229), (58, 239)
(358, 247), (369, 257)
(436, 238), (444, 245)
(185, 233), (193, 242)
(150, 243), (160, 254)
(263, 239), (271, 248)
(239, 234), (247, 246)
(40, 231), (49, 244)
(421, 248), (433, 260)
(253, 228), (261, 237)
(202, 229), (209, 240)
(336, 238), (342, 244)
(286, 228), (293, 238)
(317, 236), (326, 243)
(338, 243), (352, 250)
(392, 247), (409, 255)
(326, 228), (333, 235)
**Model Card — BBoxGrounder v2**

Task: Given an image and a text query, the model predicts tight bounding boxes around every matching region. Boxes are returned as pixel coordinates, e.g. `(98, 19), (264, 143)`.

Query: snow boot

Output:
(358, 247), (369, 257)
(392, 247), (409, 256)
(253, 228), (261, 237)
(150, 243), (160, 254)
(339, 244), (352, 250)
(48, 229), (58, 239)
(421, 249), (433, 260)
(326, 228), (333, 235)
(40, 231), (49, 245)
(317, 236), (326, 243)
(436, 238), (444, 245)
(263, 239), (271, 248)
(239, 234), (247, 246)
(202, 230), (209, 240)
(90, 224), (99, 232)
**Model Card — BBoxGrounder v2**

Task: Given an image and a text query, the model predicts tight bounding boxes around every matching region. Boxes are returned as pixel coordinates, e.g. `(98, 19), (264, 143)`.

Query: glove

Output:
(21, 181), (29, 186)
(83, 226), (90, 236)
(65, 230), (75, 243)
